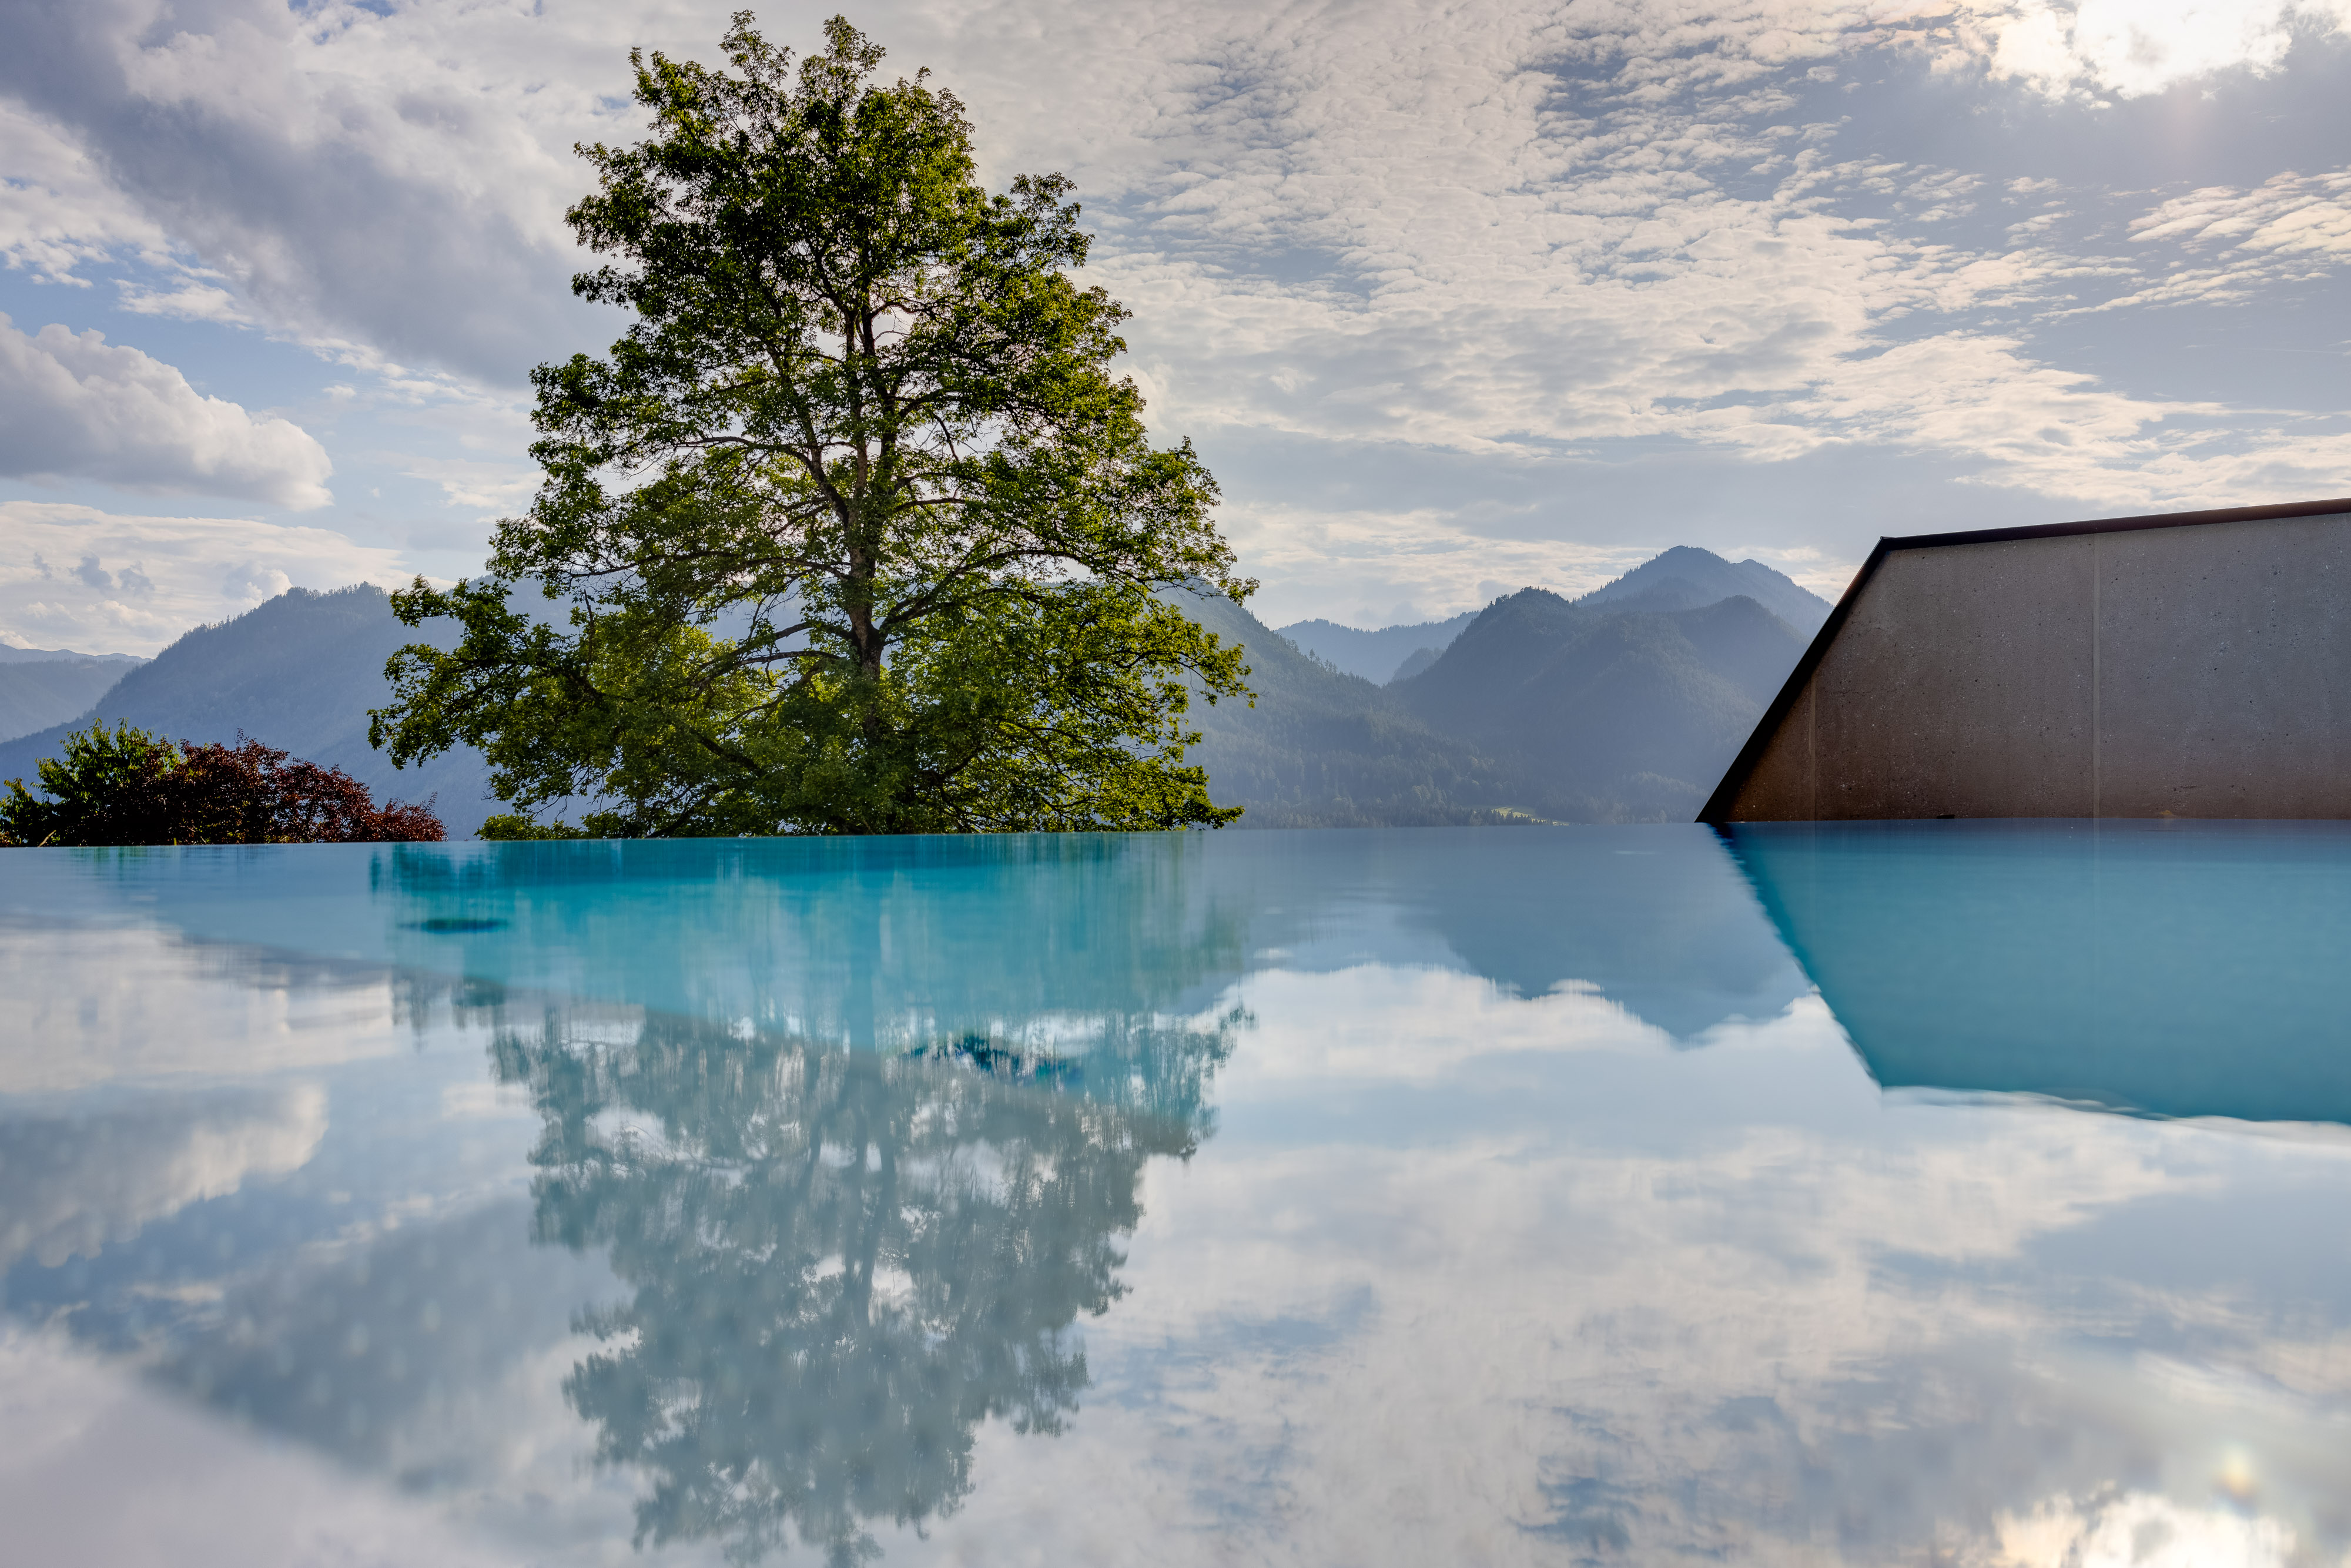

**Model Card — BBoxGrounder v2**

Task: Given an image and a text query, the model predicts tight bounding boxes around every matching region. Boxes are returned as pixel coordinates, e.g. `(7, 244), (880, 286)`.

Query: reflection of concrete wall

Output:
(1724, 820), (2351, 1123)
(1703, 501), (2351, 820)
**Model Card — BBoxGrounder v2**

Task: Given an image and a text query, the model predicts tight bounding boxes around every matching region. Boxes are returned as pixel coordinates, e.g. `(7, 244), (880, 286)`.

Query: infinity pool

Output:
(4, 824), (2348, 1566)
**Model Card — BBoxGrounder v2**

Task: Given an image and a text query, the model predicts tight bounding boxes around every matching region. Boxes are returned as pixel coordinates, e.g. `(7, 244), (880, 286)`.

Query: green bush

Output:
(0, 722), (444, 847)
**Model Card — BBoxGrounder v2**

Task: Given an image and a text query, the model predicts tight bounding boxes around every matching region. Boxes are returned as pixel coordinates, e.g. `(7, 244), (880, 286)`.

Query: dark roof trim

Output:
(1696, 496), (2351, 825)
(1877, 494), (2351, 552)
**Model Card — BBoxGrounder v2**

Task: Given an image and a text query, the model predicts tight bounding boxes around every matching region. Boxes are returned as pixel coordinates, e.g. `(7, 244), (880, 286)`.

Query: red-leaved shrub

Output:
(0, 723), (444, 846)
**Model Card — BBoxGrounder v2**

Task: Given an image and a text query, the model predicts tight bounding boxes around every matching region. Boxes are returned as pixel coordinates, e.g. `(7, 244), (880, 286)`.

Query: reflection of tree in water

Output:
(497, 1005), (1238, 1566)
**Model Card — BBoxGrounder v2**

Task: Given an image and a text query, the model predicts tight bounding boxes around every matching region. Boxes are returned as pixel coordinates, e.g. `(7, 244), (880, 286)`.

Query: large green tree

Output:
(370, 13), (1252, 837)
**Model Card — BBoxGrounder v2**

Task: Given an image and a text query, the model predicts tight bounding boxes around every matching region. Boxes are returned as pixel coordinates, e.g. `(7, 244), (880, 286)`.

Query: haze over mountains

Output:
(1574, 546), (1831, 635)
(1276, 612), (1479, 684)
(0, 586), (496, 836)
(0, 648), (146, 746)
(1276, 548), (1828, 685)
(1193, 548), (1828, 825)
(0, 645), (145, 665)
(0, 548), (1831, 836)
(1391, 588), (1806, 819)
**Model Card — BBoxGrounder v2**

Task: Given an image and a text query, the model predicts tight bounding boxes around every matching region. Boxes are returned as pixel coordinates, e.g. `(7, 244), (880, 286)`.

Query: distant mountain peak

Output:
(1274, 608), (1481, 684)
(0, 643), (148, 666)
(0, 583), (494, 835)
(1575, 547), (1831, 635)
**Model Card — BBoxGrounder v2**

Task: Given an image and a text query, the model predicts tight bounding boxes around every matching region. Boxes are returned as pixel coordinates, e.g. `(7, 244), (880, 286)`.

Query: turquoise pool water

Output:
(3, 823), (2349, 1566)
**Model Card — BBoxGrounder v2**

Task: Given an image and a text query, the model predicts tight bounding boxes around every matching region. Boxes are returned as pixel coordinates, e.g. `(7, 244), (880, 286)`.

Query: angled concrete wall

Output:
(1702, 500), (2351, 821)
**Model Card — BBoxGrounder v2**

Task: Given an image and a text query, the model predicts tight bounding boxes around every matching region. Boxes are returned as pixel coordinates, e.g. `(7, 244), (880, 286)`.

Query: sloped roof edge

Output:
(1696, 496), (2351, 824)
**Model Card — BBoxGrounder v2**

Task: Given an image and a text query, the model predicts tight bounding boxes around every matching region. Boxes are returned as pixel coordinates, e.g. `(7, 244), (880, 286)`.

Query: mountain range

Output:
(1277, 548), (1828, 688)
(1389, 587), (1807, 820)
(1275, 611), (1479, 684)
(1193, 548), (1826, 825)
(1574, 545), (1832, 635)
(0, 548), (1832, 836)
(0, 586), (497, 836)
(0, 644), (146, 664)
(0, 648), (147, 746)
(1180, 592), (1521, 828)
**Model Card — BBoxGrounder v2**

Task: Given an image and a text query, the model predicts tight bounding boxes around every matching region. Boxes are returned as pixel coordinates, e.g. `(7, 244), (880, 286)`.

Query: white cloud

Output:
(0, 501), (406, 654)
(395, 454), (540, 513)
(6, 0), (2351, 616)
(0, 98), (176, 284)
(899, 970), (2351, 1564)
(1532, 1), (2351, 105)
(115, 278), (257, 327)
(1225, 500), (1662, 623)
(0, 0), (621, 387)
(2094, 170), (2351, 310)
(1959, 0), (2351, 100)
(0, 1322), (542, 1568)
(0, 315), (331, 507)
(1787, 332), (2221, 491)
(2134, 170), (2351, 257)
(0, 1085), (325, 1271)
(1997, 1491), (2298, 1568)
(978, 0), (2351, 525)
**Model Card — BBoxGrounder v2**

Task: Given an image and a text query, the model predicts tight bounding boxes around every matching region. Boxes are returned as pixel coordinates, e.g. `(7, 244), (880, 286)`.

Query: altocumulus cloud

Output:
(0, 316), (332, 508)
(7, 0), (2351, 623)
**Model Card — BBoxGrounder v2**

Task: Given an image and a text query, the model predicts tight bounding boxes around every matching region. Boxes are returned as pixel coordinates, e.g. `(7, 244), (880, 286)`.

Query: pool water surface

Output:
(2, 823), (2347, 1567)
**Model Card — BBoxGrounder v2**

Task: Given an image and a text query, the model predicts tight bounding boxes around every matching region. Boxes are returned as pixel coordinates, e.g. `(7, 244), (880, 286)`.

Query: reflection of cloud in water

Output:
(6, 830), (1808, 1058)
(888, 984), (2351, 1566)
(0, 1321), (541, 1568)
(22, 957), (2339, 1565)
(1396, 830), (1810, 1041)
(1212, 967), (1833, 1083)
(0, 1084), (325, 1269)
(376, 835), (1260, 1046)
(11, 833), (2351, 1564)
(135, 1198), (650, 1560)
(0, 921), (491, 1093)
(2000, 1493), (2295, 1568)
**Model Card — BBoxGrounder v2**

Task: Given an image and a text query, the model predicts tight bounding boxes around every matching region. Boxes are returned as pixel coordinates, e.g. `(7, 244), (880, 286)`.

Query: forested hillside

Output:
(0, 654), (145, 745)
(1186, 550), (1827, 825)
(1275, 611), (1478, 683)
(1179, 591), (1523, 827)
(0, 587), (497, 836)
(1390, 588), (1809, 821)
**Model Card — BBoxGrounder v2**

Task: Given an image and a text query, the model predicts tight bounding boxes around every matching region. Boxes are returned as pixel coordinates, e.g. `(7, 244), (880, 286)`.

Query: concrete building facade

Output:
(1700, 498), (2351, 822)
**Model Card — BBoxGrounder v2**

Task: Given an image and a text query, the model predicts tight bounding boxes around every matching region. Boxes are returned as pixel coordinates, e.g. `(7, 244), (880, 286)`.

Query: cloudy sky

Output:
(2, 0), (2349, 652)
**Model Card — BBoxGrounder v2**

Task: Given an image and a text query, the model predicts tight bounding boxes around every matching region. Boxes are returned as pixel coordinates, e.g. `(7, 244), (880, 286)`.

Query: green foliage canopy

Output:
(370, 14), (1252, 837)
